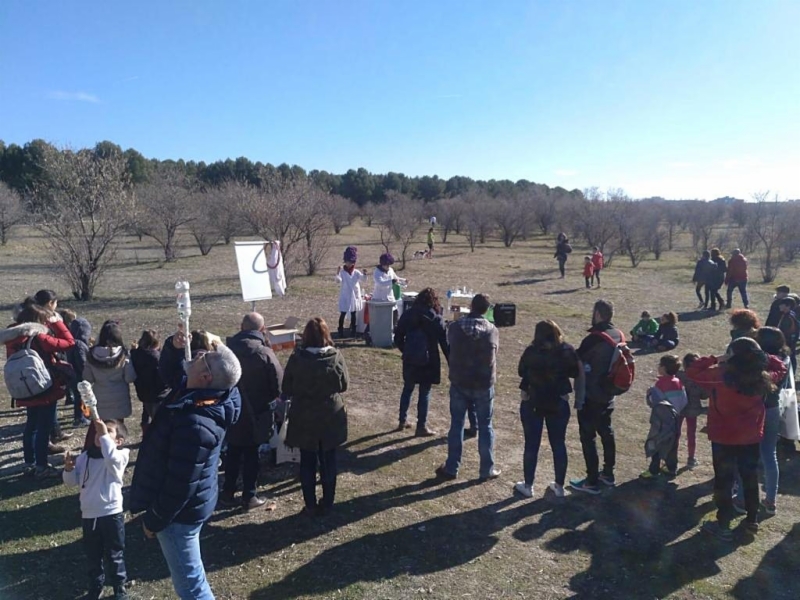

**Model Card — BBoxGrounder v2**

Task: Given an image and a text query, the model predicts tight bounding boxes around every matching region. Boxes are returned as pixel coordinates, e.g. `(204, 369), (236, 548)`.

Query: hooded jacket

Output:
(158, 334), (188, 391)
(394, 306), (449, 386)
(692, 258), (717, 285)
(130, 346), (169, 405)
(67, 318), (92, 380)
(2, 320), (75, 407)
(687, 355), (787, 445)
(283, 347), (349, 451)
(129, 385), (241, 532)
(225, 329), (283, 446)
(447, 315), (499, 390)
(83, 346), (137, 420)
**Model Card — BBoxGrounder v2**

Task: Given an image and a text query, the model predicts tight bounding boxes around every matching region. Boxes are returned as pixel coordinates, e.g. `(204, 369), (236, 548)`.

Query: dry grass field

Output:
(0, 221), (798, 600)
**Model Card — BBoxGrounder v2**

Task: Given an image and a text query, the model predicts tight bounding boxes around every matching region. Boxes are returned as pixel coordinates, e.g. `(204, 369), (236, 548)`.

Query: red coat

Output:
(583, 262), (595, 278)
(726, 253), (748, 284)
(687, 355), (786, 445)
(3, 320), (75, 407)
(591, 251), (604, 271)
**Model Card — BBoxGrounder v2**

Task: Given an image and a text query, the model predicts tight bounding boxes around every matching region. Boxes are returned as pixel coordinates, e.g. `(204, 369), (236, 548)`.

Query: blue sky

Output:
(1, 0), (798, 199)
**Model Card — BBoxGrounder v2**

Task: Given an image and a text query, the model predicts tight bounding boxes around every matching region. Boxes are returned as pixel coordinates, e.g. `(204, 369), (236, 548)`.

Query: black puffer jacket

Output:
(131, 346), (169, 404)
(158, 335), (187, 390)
(225, 330), (283, 446)
(129, 385), (241, 532)
(393, 306), (449, 386)
(67, 317), (92, 379)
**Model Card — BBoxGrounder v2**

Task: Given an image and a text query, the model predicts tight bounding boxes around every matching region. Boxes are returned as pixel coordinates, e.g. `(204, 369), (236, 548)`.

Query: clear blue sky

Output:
(2, 0), (798, 199)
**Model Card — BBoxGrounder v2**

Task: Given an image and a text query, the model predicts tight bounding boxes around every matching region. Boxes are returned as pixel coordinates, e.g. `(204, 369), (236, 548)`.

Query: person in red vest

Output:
(591, 247), (604, 288)
(726, 248), (749, 309)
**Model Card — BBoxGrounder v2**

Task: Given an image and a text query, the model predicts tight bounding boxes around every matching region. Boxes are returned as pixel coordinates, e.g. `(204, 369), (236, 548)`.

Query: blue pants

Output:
(23, 403), (56, 467)
(735, 406), (780, 503)
(726, 281), (749, 308)
(520, 399), (570, 487)
(399, 382), (432, 429)
(444, 385), (495, 478)
(157, 521), (215, 600)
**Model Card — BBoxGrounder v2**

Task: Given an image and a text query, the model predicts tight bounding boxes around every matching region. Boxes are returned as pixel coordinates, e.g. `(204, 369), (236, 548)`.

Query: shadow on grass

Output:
(678, 310), (721, 322)
(498, 278), (549, 287)
(544, 288), (583, 295)
(731, 522), (800, 600)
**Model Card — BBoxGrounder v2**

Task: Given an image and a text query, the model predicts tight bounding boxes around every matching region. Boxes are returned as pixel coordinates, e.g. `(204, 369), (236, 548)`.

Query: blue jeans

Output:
(156, 521), (215, 600)
(726, 281), (749, 308)
(734, 406), (780, 503)
(399, 382), (432, 428)
(444, 385), (495, 477)
(23, 403), (56, 467)
(520, 399), (570, 487)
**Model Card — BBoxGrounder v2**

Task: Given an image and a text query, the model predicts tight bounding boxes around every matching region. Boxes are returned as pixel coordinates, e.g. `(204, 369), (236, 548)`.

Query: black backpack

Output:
(403, 314), (430, 367)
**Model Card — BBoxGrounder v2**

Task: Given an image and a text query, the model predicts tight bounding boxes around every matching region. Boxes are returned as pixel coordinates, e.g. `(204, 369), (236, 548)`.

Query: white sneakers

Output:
(548, 482), (566, 497)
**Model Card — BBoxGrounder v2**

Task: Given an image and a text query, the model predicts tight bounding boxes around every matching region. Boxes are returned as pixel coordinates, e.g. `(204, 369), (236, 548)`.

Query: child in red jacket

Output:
(583, 256), (594, 289)
(591, 247), (604, 287)
(687, 337), (786, 540)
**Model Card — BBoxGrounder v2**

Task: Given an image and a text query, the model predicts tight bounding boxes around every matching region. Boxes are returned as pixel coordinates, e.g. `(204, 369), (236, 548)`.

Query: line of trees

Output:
(1, 138), (797, 301)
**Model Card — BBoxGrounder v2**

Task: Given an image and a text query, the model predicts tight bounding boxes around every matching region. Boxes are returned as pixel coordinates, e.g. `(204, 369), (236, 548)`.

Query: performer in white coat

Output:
(335, 246), (366, 338)
(373, 253), (406, 302)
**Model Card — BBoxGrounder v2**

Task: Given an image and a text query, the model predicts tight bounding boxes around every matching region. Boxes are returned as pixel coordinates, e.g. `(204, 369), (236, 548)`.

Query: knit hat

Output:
(379, 253), (395, 267)
(343, 246), (357, 264)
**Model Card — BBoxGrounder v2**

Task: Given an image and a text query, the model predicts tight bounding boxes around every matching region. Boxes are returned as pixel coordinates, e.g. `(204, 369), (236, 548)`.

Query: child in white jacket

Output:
(63, 419), (130, 600)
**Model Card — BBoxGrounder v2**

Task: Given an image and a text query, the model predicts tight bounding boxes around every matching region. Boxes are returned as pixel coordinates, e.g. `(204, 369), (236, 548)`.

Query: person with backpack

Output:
(692, 251), (716, 309)
(554, 233), (572, 278)
(83, 322), (137, 423)
(436, 294), (500, 481)
(130, 330), (169, 434)
(393, 288), (449, 436)
(514, 320), (585, 499)
(2, 298), (75, 478)
(708, 248), (727, 312)
(570, 299), (632, 494)
(68, 317), (93, 427)
(687, 338), (786, 540)
(640, 355), (688, 479)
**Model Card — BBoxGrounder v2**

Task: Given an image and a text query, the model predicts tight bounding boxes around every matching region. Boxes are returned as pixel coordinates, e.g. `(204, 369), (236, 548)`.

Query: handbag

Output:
(778, 366), (800, 441)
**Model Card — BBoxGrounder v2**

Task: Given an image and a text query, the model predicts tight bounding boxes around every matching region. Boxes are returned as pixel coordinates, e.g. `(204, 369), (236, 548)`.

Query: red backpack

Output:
(592, 331), (635, 395)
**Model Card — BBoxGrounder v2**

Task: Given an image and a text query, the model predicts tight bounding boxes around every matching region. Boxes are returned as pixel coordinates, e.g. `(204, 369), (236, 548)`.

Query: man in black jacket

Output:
(570, 299), (622, 495)
(765, 285), (791, 328)
(221, 312), (283, 510)
(130, 342), (241, 600)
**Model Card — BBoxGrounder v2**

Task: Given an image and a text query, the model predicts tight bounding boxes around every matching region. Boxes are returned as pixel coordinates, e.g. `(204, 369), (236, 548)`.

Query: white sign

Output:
(234, 241), (273, 302)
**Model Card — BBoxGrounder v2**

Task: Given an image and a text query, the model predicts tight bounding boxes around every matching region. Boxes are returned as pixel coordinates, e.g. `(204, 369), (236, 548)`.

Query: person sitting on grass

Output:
(641, 355), (687, 480)
(649, 312), (680, 351)
(630, 311), (659, 344)
(63, 419), (131, 600)
(675, 353), (709, 468)
(687, 338), (786, 541)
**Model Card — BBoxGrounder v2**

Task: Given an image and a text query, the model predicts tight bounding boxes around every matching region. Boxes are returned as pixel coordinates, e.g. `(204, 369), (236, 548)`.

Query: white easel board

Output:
(234, 241), (273, 302)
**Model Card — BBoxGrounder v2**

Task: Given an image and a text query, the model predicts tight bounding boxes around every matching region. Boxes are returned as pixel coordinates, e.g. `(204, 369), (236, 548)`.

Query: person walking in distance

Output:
(436, 295), (501, 481)
(726, 249), (749, 309)
(708, 248), (727, 312)
(554, 233), (572, 279)
(692, 251), (716, 309)
(570, 299), (625, 494)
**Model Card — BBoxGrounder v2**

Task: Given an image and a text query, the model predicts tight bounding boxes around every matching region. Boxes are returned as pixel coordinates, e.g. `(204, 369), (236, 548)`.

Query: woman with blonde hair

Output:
(283, 318), (349, 516)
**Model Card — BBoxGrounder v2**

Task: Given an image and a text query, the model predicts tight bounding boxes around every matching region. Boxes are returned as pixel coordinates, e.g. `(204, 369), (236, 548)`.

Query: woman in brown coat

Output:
(283, 318), (349, 516)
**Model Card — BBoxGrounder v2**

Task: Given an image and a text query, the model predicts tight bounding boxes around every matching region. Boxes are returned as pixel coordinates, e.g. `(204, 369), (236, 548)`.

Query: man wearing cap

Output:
(766, 286), (791, 328)
(725, 249), (749, 309)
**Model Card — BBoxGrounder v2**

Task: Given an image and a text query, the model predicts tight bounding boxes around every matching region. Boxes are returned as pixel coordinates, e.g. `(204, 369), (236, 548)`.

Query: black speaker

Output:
(493, 303), (516, 327)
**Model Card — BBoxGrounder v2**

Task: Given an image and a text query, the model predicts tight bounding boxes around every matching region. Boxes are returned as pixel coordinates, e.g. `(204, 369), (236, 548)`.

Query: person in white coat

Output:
(335, 246), (366, 338)
(83, 321), (137, 423)
(373, 253), (406, 302)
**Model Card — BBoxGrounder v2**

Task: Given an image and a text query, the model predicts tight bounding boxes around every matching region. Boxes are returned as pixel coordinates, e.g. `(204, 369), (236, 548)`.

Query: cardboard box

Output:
(267, 316), (301, 351)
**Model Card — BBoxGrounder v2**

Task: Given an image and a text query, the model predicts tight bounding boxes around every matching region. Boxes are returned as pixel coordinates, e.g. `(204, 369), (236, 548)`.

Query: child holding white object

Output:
(373, 253), (406, 302)
(63, 419), (130, 600)
(335, 246), (367, 338)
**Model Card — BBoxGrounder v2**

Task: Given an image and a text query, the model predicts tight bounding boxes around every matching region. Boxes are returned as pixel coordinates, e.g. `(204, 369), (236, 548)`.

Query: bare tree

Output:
(571, 193), (622, 264)
(747, 192), (792, 282)
(375, 191), (424, 270)
(494, 195), (527, 248)
(297, 187), (332, 275)
(462, 190), (493, 252)
(686, 202), (723, 255)
(662, 203), (682, 251)
(361, 202), (377, 227)
(208, 180), (247, 244)
(436, 197), (464, 243)
(137, 168), (195, 261)
(325, 194), (357, 234)
(186, 191), (222, 256)
(0, 182), (25, 245)
(31, 148), (134, 301)
(532, 187), (560, 235)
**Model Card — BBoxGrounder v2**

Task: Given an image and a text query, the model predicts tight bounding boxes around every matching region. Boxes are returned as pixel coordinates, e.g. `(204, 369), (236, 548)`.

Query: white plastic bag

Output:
(269, 415), (300, 464)
(779, 367), (800, 441)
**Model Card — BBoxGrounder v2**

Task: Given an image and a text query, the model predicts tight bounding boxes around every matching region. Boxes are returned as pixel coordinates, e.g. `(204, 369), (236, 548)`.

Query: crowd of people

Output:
(3, 234), (800, 598)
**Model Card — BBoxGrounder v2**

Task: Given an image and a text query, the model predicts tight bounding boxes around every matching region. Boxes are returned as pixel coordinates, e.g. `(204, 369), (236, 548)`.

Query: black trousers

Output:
(712, 443), (759, 525)
(223, 443), (260, 501)
(708, 286), (724, 310)
(83, 513), (126, 591)
(338, 311), (356, 333)
(695, 282), (709, 307)
(578, 403), (615, 485)
(299, 443), (338, 509)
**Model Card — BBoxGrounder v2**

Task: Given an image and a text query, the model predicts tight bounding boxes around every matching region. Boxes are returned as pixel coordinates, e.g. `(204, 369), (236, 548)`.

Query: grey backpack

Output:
(4, 337), (53, 401)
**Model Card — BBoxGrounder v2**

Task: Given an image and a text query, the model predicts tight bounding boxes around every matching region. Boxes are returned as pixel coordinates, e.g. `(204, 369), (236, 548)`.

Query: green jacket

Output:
(284, 347), (349, 451)
(631, 318), (659, 337)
